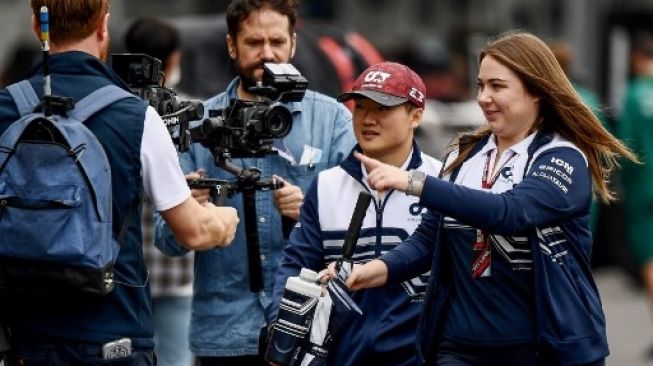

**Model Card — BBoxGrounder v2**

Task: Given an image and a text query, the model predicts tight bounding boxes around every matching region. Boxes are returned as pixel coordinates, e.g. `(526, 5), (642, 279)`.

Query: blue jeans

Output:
(152, 296), (193, 366)
(6, 341), (154, 365)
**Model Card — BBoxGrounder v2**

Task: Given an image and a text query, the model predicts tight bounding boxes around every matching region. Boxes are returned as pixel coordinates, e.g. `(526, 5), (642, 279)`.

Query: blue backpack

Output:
(0, 81), (137, 296)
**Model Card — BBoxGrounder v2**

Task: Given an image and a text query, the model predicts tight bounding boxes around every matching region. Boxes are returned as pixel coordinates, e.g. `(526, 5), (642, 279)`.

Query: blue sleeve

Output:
(418, 147), (591, 235)
(327, 103), (355, 166)
(153, 148), (199, 256)
(381, 210), (440, 284)
(265, 177), (326, 323)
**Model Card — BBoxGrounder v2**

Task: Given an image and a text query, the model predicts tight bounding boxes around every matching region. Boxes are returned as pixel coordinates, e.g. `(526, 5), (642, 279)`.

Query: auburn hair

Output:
(30, 0), (109, 46)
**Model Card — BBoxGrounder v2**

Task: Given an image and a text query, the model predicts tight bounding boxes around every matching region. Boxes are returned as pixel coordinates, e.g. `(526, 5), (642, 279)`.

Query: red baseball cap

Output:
(338, 62), (426, 108)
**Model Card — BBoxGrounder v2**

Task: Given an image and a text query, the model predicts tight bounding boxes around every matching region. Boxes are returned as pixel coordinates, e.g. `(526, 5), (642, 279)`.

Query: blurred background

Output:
(1, 0), (653, 364)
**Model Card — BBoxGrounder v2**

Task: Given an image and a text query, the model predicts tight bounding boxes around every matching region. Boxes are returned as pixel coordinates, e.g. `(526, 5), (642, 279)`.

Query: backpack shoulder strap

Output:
(69, 85), (140, 244)
(69, 84), (137, 122)
(117, 194), (143, 245)
(6, 80), (40, 117)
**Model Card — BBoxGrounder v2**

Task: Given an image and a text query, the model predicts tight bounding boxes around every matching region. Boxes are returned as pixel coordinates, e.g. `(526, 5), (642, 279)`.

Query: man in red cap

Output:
(266, 62), (442, 366)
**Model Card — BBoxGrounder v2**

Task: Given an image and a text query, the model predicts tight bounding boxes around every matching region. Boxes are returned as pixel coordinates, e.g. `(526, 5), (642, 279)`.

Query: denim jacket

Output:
(155, 78), (355, 356)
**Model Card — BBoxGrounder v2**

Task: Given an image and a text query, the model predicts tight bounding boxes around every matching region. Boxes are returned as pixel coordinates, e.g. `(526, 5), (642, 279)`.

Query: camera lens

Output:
(263, 104), (292, 138)
(201, 116), (225, 135)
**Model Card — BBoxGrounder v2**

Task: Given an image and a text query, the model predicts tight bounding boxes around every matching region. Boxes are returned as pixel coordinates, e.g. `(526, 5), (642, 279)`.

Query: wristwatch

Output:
(406, 170), (426, 197)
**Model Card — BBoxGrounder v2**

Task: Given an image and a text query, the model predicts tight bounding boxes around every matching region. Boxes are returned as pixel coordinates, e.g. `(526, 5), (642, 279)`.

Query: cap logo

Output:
(363, 71), (391, 84)
(409, 87), (424, 103)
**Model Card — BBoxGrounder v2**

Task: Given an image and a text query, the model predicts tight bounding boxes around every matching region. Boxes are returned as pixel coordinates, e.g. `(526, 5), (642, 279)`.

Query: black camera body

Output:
(193, 99), (291, 158)
(191, 63), (307, 158)
(111, 55), (307, 160)
(109, 53), (204, 128)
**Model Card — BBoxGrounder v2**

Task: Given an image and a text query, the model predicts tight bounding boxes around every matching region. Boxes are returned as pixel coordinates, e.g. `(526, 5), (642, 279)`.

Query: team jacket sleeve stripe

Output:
(417, 147), (590, 235)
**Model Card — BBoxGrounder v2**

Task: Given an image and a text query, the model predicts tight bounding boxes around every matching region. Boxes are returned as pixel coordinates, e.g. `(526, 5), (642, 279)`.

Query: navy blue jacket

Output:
(0, 52), (152, 348)
(381, 130), (609, 365)
(268, 143), (442, 366)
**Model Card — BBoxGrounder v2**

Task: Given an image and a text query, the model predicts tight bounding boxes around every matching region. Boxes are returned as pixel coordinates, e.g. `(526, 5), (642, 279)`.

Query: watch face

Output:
(411, 170), (426, 179)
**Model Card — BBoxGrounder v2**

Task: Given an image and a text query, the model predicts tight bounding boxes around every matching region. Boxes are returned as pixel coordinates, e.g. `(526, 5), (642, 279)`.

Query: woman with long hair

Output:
(339, 31), (637, 365)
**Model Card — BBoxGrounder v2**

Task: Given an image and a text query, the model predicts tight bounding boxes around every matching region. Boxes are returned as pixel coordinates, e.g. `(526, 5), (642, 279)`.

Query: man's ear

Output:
(410, 108), (423, 129)
(96, 13), (110, 42)
(226, 34), (236, 60)
(290, 32), (297, 59)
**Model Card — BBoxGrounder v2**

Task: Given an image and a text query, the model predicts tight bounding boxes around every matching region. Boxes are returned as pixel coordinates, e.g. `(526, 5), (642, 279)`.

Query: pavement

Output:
(596, 267), (653, 366)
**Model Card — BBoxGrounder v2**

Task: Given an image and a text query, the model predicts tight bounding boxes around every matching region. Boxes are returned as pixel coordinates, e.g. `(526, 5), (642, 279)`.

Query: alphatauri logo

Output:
(364, 71), (391, 84)
(409, 202), (426, 216)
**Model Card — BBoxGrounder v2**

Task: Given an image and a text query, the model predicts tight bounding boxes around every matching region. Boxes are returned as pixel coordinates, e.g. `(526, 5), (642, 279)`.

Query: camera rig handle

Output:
(187, 160), (284, 293)
(186, 178), (236, 206)
(186, 174), (282, 206)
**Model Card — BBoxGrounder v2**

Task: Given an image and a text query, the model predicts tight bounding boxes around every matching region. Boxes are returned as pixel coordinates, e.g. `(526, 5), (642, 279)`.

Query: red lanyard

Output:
(472, 149), (516, 279)
(481, 149), (516, 189)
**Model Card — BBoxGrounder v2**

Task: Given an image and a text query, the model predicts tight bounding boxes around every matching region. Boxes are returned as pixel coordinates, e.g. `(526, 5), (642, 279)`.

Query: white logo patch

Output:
(363, 71), (391, 84)
(409, 87), (424, 103)
(550, 157), (574, 175)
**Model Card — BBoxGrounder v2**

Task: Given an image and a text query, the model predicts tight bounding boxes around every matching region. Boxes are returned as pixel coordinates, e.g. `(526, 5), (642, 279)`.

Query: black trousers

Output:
(199, 355), (267, 366)
(434, 339), (606, 366)
(5, 340), (154, 366)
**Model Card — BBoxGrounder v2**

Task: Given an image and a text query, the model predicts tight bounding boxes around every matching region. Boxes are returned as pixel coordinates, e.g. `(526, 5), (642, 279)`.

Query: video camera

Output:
(111, 55), (309, 292)
(109, 53), (204, 129)
(182, 63), (307, 159)
(110, 54), (307, 162)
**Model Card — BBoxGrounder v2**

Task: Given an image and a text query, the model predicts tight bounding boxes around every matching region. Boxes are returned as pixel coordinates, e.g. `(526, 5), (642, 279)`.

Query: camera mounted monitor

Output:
(249, 63), (308, 103)
(110, 53), (162, 88)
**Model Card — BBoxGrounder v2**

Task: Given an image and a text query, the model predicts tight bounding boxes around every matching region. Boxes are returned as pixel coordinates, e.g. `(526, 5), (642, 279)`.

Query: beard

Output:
(234, 58), (263, 92)
(232, 44), (293, 93)
(99, 35), (110, 62)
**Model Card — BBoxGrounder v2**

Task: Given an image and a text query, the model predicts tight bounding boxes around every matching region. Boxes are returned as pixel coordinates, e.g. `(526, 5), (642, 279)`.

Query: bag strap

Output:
(5, 81), (136, 121)
(69, 85), (136, 122)
(117, 194), (143, 245)
(6, 80), (40, 117)
(0, 81), (38, 172)
(71, 85), (139, 244)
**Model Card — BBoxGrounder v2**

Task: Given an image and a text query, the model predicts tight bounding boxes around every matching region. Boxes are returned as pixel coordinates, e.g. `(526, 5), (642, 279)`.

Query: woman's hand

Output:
(355, 152), (409, 193)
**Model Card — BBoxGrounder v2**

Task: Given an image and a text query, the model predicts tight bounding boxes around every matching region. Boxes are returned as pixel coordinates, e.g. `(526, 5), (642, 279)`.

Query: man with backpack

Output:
(0, 1), (239, 364)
